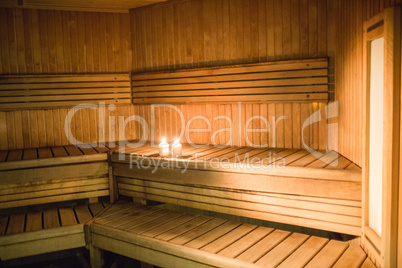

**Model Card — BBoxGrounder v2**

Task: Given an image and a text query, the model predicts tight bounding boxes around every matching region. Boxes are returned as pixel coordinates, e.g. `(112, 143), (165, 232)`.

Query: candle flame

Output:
(174, 138), (180, 144)
(161, 137), (166, 143)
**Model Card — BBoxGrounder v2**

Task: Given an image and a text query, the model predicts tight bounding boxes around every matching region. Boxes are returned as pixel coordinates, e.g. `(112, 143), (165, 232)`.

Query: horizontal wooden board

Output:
(132, 58), (329, 104)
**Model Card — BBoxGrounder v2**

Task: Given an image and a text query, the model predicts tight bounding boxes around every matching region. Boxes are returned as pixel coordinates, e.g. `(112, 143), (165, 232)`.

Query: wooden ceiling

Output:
(0, 0), (167, 13)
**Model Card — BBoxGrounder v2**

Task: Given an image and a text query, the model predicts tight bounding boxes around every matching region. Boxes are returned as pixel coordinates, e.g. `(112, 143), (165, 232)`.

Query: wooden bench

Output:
(0, 144), (112, 261)
(86, 143), (373, 267)
(0, 73), (131, 110)
(132, 58), (329, 104)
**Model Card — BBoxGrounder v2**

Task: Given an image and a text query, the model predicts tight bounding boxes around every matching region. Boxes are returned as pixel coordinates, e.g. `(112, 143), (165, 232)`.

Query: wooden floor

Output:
(91, 201), (374, 268)
(0, 201), (108, 236)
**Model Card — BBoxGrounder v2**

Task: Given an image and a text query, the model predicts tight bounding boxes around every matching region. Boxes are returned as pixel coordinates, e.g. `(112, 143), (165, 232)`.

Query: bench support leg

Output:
(90, 245), (104, 268)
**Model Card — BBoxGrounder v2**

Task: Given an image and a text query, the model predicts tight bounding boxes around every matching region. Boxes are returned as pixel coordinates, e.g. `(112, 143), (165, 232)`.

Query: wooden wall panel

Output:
(334, 0), (400, 167)
(0, 8), (132, 74)
(131, 0), (329, 72)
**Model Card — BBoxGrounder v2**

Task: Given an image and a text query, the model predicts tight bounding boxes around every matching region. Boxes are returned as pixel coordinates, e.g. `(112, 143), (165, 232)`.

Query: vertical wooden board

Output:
(81, 107), (90, 144)
(214, 0), (223, 65)
(290, 0), (300, 58)
(202, 0), (212, 66)
(317, 0), (327, 57)
(311, 103), (319, 150)
(319, 103), (327, 151)
(45, 109), (54, 146)
(37, 110), (47, 147)
(292, 103), (301, 149)
(13, 111), (23, 149)
(38, 10), (49, 73)
(244, 103), (253, 147)
(250, 0), (259, 62)
(275, 104), (284, 148)
(252, 104), (260, 147)
(65, 11), (79, 73)
(282, 0), (292, 58)
(23, 9), (34, 73)
(300, 103), (310, 148)
(257, 0), (267, 61)
(91, 12), (100, 72)
(98, 12), (108, 72)
(6, 112), (15, 149)
(300, 0), (309, 58)
(266, 0), (275, 60)
(166, 5), (175, 68)
(77, 12), (86, 73)
(30, 9), (42, 73)
(222, 0), (230, 62)
(59, 109), (70, 145)
(106, 13), (115, 72)
(52, 109), (61, 146)
(273, 0), (283, 59)
(6, 9), (18, 73)
(46, 10), (57, 73)
(121, 13), (131, 72)
(113, 13), (122, 72)
(54, 10), (65, 73)
(0, 8), (10, 74)
(75, 205), (93, 224)
(62, 11), (72, 73)
(0, 112), (8, 150)
(243, 0), (252, 63)
(308, 0), (318, 58)
(235, 0), (244, 62)
(228, 0), (237, 62)
(20, 111), (30, 148)
(259, 103), (268, 147)
(83, 12), (93, 72)
(14, 8), (26, 74)
(29, 110), (39, 147)
(284, 103), (293, 148)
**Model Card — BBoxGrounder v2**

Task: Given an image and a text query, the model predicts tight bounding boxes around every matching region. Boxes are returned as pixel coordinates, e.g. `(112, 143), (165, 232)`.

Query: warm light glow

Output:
(161, 137), (166, 143)
(173, 138), (180, 145)
(368, 36), (384, 237)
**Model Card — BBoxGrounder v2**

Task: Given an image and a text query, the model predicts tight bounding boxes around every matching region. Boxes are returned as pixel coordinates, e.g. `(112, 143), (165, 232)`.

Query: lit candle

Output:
(171, 138), (182, 158)
(159, 137), (169, 157)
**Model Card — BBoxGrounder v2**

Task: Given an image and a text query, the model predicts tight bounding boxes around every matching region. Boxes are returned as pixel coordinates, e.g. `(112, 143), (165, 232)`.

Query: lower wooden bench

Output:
(0, 201), (109, 261)
(89, 201), (375, 268)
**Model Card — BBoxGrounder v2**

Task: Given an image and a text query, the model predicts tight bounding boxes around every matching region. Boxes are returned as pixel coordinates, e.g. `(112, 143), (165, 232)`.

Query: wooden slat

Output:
(43, 208), (60, 229)
(306, 240), (349, 268)
(25, 211), (43, 232)
(140, 214), (198, 238)
(218, 226), (274, 258)
(75, 205), (94, 224)
(6, 149), (22, 162)
(59, 207), (78, 226)
(23, 148), (38, 160)
(333, 245), (367, 268)
(255, 233), (309, 267)
(277, 236), (329, 268)
(5, 214), (25, 235)
(89, 202), (105, 216)
(0, 216), (8, 236)
(51, 146), (68, 157)
(38, 147), (53, 159)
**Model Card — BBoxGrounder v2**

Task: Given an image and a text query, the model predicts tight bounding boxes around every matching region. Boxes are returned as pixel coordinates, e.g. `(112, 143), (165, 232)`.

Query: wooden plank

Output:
(333, 245), (367, 268)
(0, 216), (8, 236)
(306, 240), (349, 268)
(64, 145), (83, 156)
(360, 258), (376, 268)
(218, 226), (274, 258)
(237, 229), (291, 262)
(6, 149), (22, 162)
(25, 211), (43, 232)
(0, 151), (7, 162)
(277, 236), (329, 268)
(59, 207), (78, 226)
(51, 146), (68, 157)
(23, 148), (37, 160)
(155, 216), (212, 242)
(38, 147), (53, 159)
(6, 214), (25, 235)
(89, 202), (105, 216)
(255, 233), (309, 267)
(128, 211), (184, 234)
(200, 224), (257, 254)
(140, 214), (198, 238)
(43, 208), (60, 229)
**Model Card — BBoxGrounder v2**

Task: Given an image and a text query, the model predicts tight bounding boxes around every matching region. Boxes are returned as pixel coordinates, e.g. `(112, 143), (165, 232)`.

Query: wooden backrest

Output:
(0, 149), (110, 209)
(132, 58), (329, 104)
(0, 74), (131, 110)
